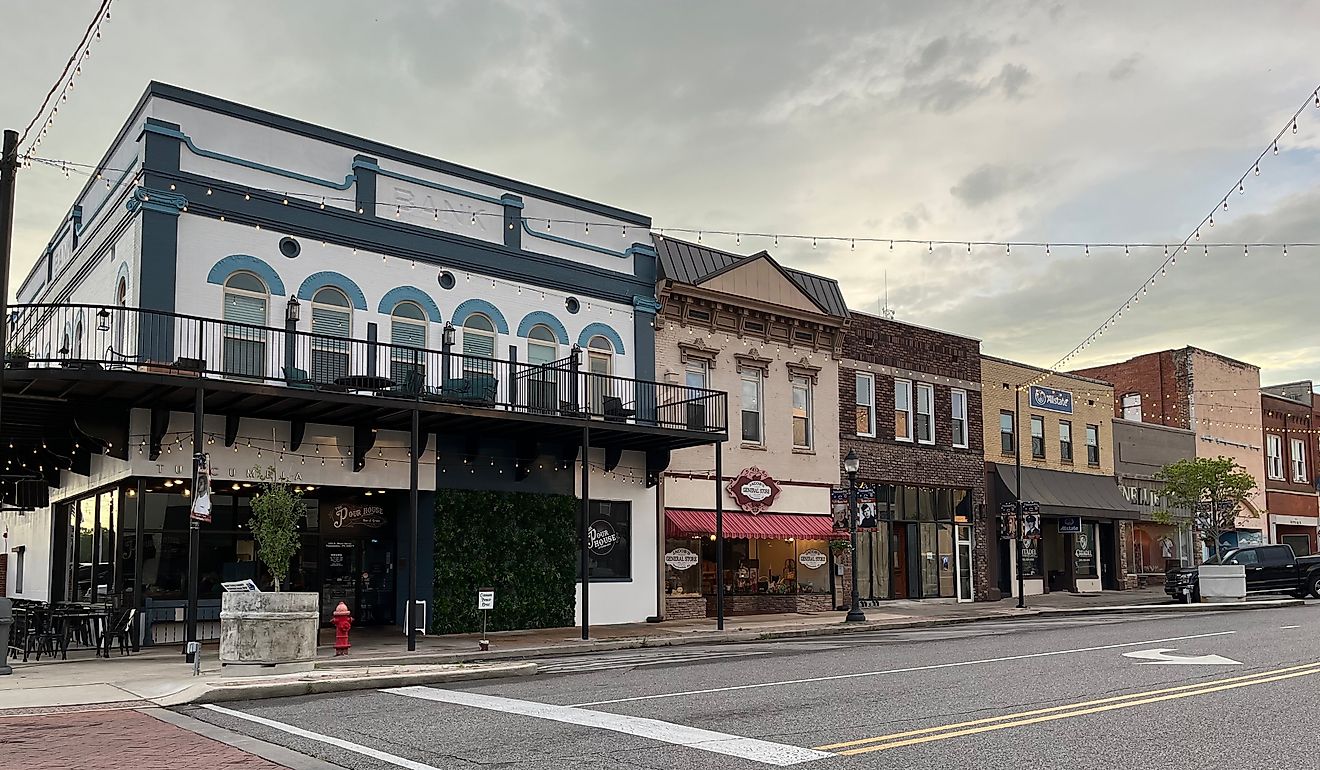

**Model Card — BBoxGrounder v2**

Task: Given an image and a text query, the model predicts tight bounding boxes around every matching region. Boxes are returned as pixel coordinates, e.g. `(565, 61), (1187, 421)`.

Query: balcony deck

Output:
(3, 304), (728, 469)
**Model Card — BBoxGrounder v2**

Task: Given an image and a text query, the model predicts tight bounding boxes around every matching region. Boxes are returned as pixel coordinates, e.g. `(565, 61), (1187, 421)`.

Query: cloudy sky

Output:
(4, 1), (1319, 383)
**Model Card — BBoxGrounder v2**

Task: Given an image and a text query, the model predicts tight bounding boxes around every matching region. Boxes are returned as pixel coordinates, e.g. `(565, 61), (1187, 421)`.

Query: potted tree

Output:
(1155, 456), (1258, 602)
(5, 343), (30, 369)
(218, 466), (319, 675)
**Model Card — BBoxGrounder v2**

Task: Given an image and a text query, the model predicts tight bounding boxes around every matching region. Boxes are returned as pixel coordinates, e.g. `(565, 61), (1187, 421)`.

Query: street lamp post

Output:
(843, 449), (866, 623)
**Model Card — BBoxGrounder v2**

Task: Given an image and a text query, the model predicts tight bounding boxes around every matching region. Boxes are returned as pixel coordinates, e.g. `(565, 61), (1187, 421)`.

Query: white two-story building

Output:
(1, 83), (725, 646)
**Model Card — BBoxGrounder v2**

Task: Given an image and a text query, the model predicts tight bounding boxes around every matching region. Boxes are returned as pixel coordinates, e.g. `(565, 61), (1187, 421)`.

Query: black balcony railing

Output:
(6, 303), (727, 435)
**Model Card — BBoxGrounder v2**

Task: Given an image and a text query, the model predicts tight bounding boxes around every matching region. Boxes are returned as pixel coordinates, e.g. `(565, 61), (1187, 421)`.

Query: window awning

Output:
(994, 464), (1140, 520)
(666, 509), (846, 540)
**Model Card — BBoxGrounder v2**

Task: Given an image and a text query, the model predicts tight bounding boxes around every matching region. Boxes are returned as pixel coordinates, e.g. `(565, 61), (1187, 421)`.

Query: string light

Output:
(17, 0), (115, 153)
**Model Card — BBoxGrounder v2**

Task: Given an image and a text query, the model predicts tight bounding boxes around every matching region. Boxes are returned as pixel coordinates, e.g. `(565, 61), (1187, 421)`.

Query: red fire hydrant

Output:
(332, 601), (353, 656)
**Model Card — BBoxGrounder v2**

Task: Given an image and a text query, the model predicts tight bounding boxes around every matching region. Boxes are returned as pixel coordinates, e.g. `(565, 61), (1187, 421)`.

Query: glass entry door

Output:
(956, 524), (975, 602)
(319, 538), (395, 625)
(321, 540), (358, 622)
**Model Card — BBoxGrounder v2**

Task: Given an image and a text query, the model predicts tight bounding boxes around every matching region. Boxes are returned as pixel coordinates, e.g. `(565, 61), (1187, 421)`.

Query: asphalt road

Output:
(185, 605), (1320, 769)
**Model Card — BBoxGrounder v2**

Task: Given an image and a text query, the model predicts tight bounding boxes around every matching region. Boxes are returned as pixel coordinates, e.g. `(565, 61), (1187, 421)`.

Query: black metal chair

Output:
(98, 608), (136, 657)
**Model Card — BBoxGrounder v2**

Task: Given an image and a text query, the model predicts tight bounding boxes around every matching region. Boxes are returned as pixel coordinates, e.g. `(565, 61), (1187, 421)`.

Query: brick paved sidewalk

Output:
(0, 708), (289, 769)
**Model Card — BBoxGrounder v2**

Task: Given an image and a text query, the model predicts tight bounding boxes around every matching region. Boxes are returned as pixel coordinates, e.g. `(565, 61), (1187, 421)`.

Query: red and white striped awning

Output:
(665, 509), (845, 540)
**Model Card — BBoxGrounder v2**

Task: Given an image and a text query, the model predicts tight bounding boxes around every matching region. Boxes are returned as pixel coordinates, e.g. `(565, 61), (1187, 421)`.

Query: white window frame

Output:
(223, 271), (271, 380)
(1267, 434), (1284, 480)
(1085, 424), (1100, 466)
(526, 323), (559, 366)
(1292, 437), (1308, 483)
(1059, 420), (1073, 462)
(894, 378), (913, 442)
(915, 382), (935, 445)
(740, 367), (764, 445)
(1030, 415), (1045, 459)
(684, 358), (709, 390)
(1121, 392), (1142, 422)
(791, 374), (813, 450)
(950, 388), (968, 449)
(856, 372), (877, 438)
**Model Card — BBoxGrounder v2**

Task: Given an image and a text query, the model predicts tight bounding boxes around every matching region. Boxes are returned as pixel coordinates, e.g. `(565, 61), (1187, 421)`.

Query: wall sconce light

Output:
(442, 321), (456, 347)
(96, 308), (111, 332)
(286, 296), (301, 322)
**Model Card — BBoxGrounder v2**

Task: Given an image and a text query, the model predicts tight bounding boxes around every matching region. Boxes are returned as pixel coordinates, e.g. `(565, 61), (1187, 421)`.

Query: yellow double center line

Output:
(815, 661), (1320, 756)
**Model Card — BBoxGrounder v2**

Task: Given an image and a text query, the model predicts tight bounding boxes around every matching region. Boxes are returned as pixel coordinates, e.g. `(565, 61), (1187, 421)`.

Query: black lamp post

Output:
(843, 449), (866, 622)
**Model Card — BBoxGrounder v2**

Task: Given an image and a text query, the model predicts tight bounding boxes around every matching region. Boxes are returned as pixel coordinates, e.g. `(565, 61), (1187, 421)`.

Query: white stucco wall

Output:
(3, 509), (51, 601)
(573, 449), (659, 626)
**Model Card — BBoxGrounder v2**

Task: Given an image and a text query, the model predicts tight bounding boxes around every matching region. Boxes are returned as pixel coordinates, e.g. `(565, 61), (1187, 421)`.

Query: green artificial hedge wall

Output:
(432, 489), (577, 634)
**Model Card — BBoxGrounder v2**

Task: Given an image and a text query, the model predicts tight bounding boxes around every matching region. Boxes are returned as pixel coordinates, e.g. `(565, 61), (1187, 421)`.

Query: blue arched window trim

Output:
(378, 286), (442, 323)
(452, 299), (509, 334)
(516, 311), (569, 344)
(205, 255), (287, 296)
(577, 323), (626, 355)
(296, 271), (367, 310)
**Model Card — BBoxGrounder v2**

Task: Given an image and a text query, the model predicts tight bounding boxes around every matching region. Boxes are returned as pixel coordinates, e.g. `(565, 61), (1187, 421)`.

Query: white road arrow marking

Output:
(1123, 648), (1242, 666)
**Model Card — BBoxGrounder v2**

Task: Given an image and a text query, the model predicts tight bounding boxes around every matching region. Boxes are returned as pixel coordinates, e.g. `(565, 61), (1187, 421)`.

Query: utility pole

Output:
(1, 130), (20, 458)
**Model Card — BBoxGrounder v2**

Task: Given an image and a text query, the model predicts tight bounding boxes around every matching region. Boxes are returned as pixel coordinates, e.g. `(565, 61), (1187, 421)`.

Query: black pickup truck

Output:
(1165, 544), (1320, 602)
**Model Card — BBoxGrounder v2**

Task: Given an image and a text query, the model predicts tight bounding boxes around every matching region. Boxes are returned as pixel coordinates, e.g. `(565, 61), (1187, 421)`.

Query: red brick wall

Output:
(839, 313), (991, 599)
(1073, 350), (1187, 428)
(1262, 394), (1317, 495)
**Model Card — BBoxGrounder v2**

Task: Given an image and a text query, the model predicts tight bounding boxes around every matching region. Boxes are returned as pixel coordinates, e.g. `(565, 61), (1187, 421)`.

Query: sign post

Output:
(477, 588), (494, 651)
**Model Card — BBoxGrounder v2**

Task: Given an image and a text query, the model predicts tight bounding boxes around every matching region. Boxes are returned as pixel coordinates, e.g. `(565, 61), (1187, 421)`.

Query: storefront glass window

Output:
(856, 526), (891, 600)
(919, 523), (940, 596)
(1132, 523), (1182, 574)
(937, 524), (955, 597)
(578, 500), (631, 580)
(795, 540), (830, 594)
(1074, 523), (1098, 578)
(665, 537), (702, 595)
(956, 524), (974, 600)
(75, 497), (96, 600)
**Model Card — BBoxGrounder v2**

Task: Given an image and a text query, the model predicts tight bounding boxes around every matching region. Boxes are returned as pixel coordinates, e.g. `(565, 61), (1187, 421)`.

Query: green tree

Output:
(247, 466), (305, 591)
(1155, 456), (1257, 562)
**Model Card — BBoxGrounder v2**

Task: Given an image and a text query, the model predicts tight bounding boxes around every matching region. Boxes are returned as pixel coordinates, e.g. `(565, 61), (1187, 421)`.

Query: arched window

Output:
(461, 313), (496, 379)
(526, 324), (558, 365)
(586, 335), (614, 413)
(222, 271), (269, 379)
(310, 286), (352, 383)
(113, 278), (128, 355)
(525, 324), (559, 412)
(390, 301), (428, 384)
(73, 315), (85, 359)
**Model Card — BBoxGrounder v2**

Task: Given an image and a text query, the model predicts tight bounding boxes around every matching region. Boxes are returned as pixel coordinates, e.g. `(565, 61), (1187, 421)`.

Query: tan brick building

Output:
(652, 236), (849, 618)
(981, 356), (1139, 596)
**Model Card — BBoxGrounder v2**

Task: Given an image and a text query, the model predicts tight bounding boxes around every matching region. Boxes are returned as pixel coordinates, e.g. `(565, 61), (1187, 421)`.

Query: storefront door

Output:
(956, 524), (975, 602)
(321, 540), (358, 622)
(892, 523), (910, 599)
(319, 538), (396, 625)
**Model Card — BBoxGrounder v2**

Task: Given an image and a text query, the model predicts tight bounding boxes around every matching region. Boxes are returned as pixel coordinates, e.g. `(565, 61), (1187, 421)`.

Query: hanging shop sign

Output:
(588, 519), (620, 556)
(1059, 516), (1083, 534)
(190, 453), (212, 523)
(325, 502), (386, 533)
(665, 547), (699, 571)
(798, 549), (828, 570)
(1029, 385), (1074, 414)
(727, 466), (782, 514)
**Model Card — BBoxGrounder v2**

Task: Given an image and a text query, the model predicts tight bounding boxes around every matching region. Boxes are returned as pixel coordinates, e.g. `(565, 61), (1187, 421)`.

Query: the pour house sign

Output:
(727, 466), (782, 514)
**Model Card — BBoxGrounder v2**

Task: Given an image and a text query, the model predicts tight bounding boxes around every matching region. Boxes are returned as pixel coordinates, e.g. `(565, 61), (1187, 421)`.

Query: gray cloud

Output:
(4, 0), (1320, 384)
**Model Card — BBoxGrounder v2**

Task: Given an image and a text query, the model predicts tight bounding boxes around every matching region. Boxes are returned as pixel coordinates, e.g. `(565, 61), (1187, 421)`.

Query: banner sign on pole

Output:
(190, 453), (212, 523)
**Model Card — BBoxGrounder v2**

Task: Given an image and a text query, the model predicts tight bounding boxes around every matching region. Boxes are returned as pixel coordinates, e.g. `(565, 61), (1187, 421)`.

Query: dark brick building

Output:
(1261, 381), (1319, 554)
(837, 312), (990, 602)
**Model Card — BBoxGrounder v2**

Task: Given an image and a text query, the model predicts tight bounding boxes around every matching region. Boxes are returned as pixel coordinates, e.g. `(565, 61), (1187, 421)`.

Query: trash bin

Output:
(0, 598), (12, 675)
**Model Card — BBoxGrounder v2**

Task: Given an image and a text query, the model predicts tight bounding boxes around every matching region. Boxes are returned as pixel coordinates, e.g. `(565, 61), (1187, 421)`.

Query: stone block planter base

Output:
(219, 592), (319, 677)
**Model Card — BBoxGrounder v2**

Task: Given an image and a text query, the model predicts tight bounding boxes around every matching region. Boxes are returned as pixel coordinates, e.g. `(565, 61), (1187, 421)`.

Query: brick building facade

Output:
(1074, 347), (1268, 546)
(1261, 382), (1318, 554)
(982, 357), (1139, 596)
(838, 313), (989, 602)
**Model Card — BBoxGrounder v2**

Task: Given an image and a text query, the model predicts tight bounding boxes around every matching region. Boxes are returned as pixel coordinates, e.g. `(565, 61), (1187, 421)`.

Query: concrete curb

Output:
(152, 662), (537, 707)
(315, 599), (1308, 668)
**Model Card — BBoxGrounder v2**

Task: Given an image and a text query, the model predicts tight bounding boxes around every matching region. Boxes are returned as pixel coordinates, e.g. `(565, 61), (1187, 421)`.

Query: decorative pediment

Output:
(678, 339), (719, 366)
(786, 357), (822, 383)
(734, 349), (772, 373)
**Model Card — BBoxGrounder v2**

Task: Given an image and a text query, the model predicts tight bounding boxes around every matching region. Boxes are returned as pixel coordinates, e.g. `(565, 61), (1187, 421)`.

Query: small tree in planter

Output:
(5, 343), (30, 368)
(1155, 456), (1257, 562)
(247, 466), (305, 591)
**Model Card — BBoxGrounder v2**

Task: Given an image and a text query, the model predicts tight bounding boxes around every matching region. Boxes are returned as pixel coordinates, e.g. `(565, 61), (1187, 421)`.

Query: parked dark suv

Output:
(1166, 544), (1320, 603)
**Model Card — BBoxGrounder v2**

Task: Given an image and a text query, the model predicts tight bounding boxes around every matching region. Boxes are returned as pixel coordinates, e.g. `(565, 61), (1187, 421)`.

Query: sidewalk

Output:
(0, 589), (1303, 713)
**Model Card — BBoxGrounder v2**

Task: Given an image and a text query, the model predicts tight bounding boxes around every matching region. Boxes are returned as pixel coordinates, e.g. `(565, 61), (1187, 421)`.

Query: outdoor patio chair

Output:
(439, 373), (498, 406)
(603, 396), (636, 422)
(98, 608), (136, 657)
(282, 366), (316, 390)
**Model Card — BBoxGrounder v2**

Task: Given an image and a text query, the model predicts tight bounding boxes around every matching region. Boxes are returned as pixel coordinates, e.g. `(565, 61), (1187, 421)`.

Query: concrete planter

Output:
(219, 592), (319, 676)
(1198, 564), (1247, 602)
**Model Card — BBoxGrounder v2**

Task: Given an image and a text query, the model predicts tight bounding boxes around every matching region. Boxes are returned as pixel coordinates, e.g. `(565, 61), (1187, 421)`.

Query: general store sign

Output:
(798, 549), (828, 570)
(727, 467), (782, 514)
(1029, 385), (1073, 414)
(665, 548), (699, 570)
